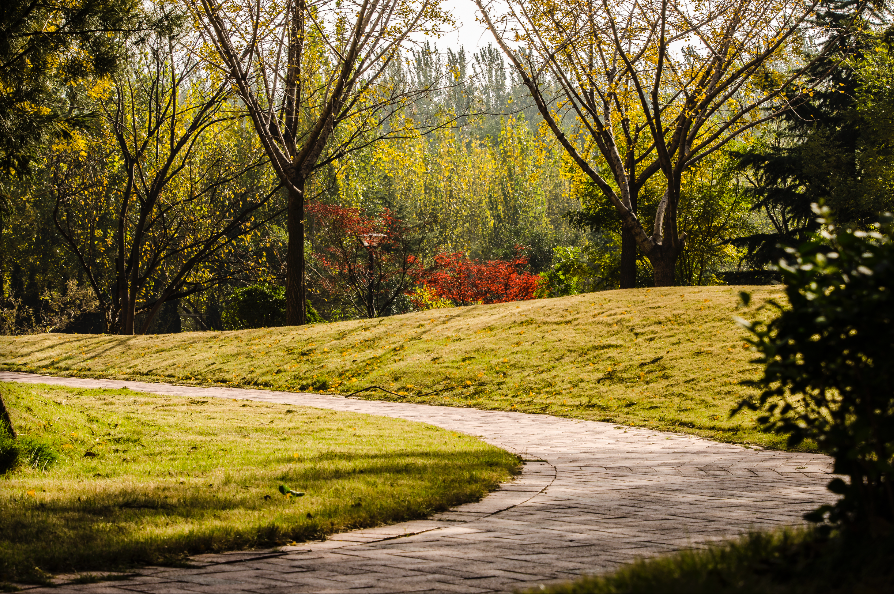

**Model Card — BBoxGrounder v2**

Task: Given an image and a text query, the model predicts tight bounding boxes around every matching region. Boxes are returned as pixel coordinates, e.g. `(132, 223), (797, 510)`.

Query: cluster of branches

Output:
(47, 27), (282, 335)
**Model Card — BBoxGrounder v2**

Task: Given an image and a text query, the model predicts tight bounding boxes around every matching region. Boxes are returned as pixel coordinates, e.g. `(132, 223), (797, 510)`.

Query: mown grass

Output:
(531, 527), (894, 594)
(0, 382), (519, 584)
(0, 286), (793, 449)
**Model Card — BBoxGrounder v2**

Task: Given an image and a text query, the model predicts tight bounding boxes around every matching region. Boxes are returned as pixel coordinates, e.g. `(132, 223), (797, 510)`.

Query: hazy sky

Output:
(436, 0), (492, 52)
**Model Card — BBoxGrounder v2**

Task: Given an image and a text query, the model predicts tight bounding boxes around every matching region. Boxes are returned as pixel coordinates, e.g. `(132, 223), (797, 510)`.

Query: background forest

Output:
(2, 0), (893, 335)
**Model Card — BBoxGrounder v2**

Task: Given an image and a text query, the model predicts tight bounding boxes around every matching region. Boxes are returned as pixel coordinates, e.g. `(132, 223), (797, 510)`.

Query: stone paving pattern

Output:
(2, 372), (835, 593)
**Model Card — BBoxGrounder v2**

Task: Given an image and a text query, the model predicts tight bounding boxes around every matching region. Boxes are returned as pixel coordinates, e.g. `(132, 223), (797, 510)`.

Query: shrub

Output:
(223, 284), (322, 328)
(738, 205), (894, 533)
(412, 248), (540, 306)
(0, 433), (56, 475)
(405, 285), (454, 311)
(223, 284), (286, 329)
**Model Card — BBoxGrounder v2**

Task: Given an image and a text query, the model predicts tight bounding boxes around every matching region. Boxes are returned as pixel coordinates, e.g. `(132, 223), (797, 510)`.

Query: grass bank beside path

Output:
(0, 286), (791, 449)
(531, 527), (894, 593)
(0, 382), (519, 584)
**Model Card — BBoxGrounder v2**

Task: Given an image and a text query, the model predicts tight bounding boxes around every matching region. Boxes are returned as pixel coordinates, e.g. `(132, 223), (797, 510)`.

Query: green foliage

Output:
(738, 205), (894, 531)
(733, 29), (894, 269)
(0, 0), (144, 175)
(223, 284), (286, 329)
(223, 285), (322, 329)
(348, 109), (581, 274)
(0, 432), (56, 475)
(535, 242), (626, 297)
(567, 150), (755, 288)
(675, 154), (756, 286)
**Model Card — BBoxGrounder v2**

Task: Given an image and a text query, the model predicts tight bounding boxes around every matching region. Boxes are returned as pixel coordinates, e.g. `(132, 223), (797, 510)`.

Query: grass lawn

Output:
(0, 286), (791, 449)
(532, 527), (894, 593)
(0, 382), (519, 584)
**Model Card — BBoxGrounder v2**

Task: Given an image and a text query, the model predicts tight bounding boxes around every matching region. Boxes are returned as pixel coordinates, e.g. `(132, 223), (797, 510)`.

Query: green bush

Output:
(223, 284), (323, 329)
(0, 432), (56, 475)
(223, 284), (286, 329)
(738, 205), (894, 532)
(535, 241), (634, 297)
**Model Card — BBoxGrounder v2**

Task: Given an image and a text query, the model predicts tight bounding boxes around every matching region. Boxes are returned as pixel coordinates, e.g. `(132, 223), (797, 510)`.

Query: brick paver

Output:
(2, 372), (834, 593)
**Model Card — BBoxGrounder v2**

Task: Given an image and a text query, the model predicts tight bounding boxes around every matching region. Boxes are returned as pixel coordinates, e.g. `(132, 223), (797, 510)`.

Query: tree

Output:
(0, 0), (145, 176)
(739, 205), (894, 533)
(474, 0), (868, 286)
(189, 0), (450, 325)
(48, 29), (281, 334)
(308, 203), (419, 318)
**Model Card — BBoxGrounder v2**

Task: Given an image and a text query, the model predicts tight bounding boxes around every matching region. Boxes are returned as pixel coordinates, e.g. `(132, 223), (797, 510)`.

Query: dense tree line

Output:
(1, 0), (893, 336)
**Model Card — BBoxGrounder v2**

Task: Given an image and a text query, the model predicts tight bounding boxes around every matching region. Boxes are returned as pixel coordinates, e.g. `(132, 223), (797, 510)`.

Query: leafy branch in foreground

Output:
(738, 204), (894, 534)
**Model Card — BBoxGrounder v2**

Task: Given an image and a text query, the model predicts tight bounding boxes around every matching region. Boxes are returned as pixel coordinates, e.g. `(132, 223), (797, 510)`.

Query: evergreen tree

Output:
(732, 0), (893, 271)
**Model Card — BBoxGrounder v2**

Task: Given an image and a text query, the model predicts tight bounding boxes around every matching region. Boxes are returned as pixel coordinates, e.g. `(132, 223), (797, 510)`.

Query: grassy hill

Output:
(0, 286), (795, 449)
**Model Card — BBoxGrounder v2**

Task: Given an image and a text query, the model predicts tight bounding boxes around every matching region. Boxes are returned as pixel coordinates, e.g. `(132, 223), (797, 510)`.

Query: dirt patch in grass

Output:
(0, 382), (519, 583)
(0, 286), (792, 449)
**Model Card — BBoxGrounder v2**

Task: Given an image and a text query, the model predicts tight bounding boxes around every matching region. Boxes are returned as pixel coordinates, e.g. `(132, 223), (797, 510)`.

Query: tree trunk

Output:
(121, 286), (135, 335)
(0, 389), (16, 439)
(620, 227), (637, 289)
(619, 178), (639, 289)
(286, 179), (307, 326)
(139, 291), (170, 335)
(651, 246), (678, 287)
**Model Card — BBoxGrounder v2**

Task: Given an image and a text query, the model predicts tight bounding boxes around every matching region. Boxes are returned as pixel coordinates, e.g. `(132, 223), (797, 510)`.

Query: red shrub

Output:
(412, 248), (540, 306)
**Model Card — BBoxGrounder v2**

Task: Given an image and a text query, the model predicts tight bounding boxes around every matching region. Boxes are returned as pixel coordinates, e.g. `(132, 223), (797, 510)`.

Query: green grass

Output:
(530, 527), (894, 593)
(0, 286), (794, 449)
(0, 382), (519, 584)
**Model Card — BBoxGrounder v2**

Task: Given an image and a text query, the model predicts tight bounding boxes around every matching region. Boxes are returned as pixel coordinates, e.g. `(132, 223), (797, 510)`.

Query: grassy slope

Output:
(0, 382), (518, 583)
(0, 286), (793, 449)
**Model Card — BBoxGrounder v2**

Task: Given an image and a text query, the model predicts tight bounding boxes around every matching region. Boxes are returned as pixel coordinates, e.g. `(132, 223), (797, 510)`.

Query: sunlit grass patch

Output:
(529, 527), (894, 594)
(0, 382), (519, 584)
(0, 286), (792, 449)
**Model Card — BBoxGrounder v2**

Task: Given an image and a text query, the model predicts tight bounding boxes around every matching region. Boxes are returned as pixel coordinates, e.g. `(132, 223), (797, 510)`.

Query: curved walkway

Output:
(3, 372), (833, 594)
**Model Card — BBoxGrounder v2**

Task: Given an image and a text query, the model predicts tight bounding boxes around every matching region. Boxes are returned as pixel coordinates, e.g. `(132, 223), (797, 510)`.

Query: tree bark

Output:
(648, 241), (678, 287)
(620, 227), (638, 289)
(286, 179), (307, 326)
(0, 389), (16, 439)
(122, 292), (135, 335)
(652, 252), (676, 286)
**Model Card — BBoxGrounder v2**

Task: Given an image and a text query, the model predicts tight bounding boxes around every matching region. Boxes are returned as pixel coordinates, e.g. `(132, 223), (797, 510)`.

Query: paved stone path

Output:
(3, 372), (834, 594)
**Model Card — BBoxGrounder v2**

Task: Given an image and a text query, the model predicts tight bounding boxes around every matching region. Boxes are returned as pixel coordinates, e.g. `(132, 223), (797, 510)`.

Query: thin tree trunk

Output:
(122, 286), (135, 335)
(0, 389), (16, 439)
(286, 179), (307, 326)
